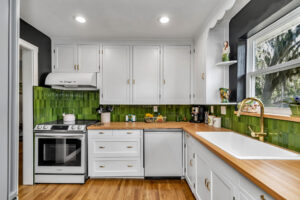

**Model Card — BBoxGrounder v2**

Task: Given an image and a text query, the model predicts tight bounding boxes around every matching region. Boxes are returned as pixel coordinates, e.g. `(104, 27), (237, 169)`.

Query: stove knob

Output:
(72, 125), (78, 130)
(37, 125), (43, 130)
(79, 125), (85, 130)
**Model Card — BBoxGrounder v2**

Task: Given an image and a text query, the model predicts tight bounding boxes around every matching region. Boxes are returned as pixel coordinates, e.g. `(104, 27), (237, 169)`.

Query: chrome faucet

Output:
(237, 97), (266, 142)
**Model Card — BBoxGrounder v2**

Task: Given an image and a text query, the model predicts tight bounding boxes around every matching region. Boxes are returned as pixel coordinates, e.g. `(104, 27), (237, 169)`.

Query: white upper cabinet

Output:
(162, 45), (191, 104)
(53, 44), (77, 72)
(53, 43), (100, 73)
(132, 46), (160, 104)
(101, 45), (130, 104)
(77, 44), (100, 73)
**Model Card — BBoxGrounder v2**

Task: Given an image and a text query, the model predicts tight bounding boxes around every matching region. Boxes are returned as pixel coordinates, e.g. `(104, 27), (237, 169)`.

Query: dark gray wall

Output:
(20, 19), (51, 86)
(228, 0), (292, 102)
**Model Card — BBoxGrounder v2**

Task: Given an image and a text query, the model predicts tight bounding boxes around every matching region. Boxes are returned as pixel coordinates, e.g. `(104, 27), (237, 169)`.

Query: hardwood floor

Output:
(19, 179), (195, 200)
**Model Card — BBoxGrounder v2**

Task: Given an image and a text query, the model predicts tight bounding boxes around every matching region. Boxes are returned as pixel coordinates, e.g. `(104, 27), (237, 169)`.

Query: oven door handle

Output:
(35, 134), (84, 138)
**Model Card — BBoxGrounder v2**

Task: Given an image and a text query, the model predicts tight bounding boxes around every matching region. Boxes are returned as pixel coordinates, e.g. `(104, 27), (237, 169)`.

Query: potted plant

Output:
(283, 96), (300, 117)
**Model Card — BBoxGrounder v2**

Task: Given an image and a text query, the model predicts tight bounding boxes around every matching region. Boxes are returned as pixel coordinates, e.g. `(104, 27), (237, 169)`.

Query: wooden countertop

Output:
(88, 122), (300, 200)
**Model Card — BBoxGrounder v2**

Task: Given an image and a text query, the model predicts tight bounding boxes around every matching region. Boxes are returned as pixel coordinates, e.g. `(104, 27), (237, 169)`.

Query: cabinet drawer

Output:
(90, 140), (140, 157)
(88, 130), (113, 138)
(113, 130), (141, 137)
(89, 158), (143, 177)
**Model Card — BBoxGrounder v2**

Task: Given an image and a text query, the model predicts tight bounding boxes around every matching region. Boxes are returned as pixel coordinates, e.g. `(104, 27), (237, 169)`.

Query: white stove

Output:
(34, 120), (97, 184)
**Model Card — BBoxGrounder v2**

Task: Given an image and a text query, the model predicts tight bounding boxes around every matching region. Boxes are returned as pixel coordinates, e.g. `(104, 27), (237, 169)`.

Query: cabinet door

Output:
(196, 154), (211, 200)
(162, 45), (191, 104)
(101, 45), (130, 104)
(53, 44), (77, 72)
(77, 44), (100, 72)
(211, 171), (235, 200)
(185, 134), (196, 191)
(132, 46), (160, 104)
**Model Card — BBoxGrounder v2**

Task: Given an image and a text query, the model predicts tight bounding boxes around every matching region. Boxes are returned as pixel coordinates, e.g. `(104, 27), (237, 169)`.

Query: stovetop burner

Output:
(34, 120), (98, 132)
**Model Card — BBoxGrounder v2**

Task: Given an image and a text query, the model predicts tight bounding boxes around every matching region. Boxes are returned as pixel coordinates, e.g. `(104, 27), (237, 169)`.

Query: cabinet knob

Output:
(201, 73), (205, 80)
(99, 132), (104, 134)
(132, 80), (136, 84)
(163, 79), (166, 84)
(127, 79), (130, 84)
(260, 195), (266, 200)
(74, 65), (76, 70)
(127, 165), (133, 168)
(189, 159), (193, 166)
(127, 146), (133, 149)
(99, 146), (105, 149)
(99, 165), (105, 168)
(206, 180), (210, 191)
(127, 132), (133, 134)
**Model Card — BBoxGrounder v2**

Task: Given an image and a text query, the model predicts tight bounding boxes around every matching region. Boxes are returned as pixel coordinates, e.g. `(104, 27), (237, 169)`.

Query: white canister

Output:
(63, 113), (75, 124)
(101, 112), (111, 123)
(213, 117), (222, 128)
(208, 115), (215, 126)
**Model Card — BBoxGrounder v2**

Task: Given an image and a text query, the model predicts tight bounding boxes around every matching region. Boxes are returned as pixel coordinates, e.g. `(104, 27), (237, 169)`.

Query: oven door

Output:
(35, 133), (85, 174)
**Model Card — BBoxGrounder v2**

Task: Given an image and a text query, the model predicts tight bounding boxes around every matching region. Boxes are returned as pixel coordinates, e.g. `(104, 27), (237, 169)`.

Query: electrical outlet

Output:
(153, 106), (158, 112)
(221, 106), (226, 115)
(211, 106), (214, 113)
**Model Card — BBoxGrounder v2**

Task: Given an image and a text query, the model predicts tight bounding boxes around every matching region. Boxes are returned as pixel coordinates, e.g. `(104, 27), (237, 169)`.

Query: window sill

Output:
(233, 111), (300, 123)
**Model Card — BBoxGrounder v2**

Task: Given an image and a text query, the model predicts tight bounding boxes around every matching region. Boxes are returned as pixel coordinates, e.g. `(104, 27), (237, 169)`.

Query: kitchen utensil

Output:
(101, 112), (111, 123)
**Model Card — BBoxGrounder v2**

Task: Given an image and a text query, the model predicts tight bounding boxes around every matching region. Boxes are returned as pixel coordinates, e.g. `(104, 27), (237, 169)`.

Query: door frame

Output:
(19, 38), (38, 185)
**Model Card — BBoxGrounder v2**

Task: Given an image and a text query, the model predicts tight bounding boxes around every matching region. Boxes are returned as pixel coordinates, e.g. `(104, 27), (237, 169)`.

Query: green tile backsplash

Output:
(34, 87), (191, 125)
(210, 105), (300, 153)
(33, 86), (99, 125)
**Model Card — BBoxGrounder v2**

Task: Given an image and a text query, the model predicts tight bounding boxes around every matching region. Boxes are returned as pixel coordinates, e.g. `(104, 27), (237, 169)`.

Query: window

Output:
(247, 7), (300, 115)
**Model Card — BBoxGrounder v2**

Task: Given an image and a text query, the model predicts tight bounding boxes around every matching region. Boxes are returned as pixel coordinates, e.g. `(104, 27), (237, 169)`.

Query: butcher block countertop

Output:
(88, 122), (300, 200)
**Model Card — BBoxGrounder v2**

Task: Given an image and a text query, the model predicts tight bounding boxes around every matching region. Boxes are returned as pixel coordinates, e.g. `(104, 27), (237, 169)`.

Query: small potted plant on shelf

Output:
(283, 96), (300, 117)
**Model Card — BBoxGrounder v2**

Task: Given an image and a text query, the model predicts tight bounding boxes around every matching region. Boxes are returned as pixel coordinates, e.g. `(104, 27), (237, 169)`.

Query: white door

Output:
(196, 154), (211, 200)
(162, 45), (191, 104)
(53, 44), (77, 72)
(211, 171), (235, 200)
(77, 44), (100, 72)
(132, 46), (160, 104)
(101, 45), (130, 104)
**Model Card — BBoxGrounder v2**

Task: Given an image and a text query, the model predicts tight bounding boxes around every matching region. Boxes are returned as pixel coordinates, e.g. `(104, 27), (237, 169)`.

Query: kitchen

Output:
(1, 0), (300, 199)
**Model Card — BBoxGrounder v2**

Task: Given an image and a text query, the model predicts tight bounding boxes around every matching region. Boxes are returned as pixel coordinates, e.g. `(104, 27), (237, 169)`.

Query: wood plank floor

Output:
(19, 179), (195, 200)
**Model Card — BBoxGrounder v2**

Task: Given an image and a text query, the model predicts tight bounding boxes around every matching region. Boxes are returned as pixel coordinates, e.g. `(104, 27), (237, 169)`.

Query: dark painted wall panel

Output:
(229, 0), (292, 102)
(20, 19), (51, 86)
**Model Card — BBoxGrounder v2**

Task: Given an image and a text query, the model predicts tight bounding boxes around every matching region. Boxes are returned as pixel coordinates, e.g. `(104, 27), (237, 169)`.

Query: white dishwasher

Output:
(144, 129), (183, 178)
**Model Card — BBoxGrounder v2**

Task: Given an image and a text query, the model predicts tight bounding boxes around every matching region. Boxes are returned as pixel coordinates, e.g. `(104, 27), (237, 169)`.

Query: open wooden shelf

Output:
(234, 111), (300, 122)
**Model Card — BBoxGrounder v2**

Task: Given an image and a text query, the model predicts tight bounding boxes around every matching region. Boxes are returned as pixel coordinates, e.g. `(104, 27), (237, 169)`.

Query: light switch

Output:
(153, 106), (158, 112)
(211, 106), (214, 113)
(221, 106), (226, 115)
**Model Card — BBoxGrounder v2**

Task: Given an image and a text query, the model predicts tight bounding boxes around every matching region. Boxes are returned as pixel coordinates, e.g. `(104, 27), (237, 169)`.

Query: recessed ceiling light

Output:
(75, 16), (86, 23)
(159, 16), (170, 24)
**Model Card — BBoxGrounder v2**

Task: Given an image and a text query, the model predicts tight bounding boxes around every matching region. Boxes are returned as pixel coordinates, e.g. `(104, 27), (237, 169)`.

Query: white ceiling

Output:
(20, 0), (223, 40)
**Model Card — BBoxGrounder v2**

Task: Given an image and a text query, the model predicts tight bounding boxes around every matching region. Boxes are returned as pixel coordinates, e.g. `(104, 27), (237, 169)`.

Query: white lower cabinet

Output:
(88, 129), (143, 177)
(184, 132), (273, 200)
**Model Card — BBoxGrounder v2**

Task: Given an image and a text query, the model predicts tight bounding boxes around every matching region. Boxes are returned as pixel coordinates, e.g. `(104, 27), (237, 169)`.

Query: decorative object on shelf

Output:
(237, 100), (260, 113)
(222, 41), (230, 61)
(283, 96), (300, 117)
(219, 88), (231, 103)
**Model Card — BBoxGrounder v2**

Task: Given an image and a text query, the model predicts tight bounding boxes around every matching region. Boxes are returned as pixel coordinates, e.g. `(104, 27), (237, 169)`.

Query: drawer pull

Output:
(99, 146), (105, 149)
(204, 178), (207, 186)
(206, 180), (210, 192)
(127, 165), (133, 168)
(99, 132), (104, 134)
(260, 195), (266, 200)
(99, 165), (105, 168)
(127, 132), (133, 134)
(127, 146), (133, 148)
(189, 159), (193, 166)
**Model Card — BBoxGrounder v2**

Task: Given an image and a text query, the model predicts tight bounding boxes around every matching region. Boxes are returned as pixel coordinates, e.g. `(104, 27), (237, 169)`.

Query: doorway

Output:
(19, 39), (38, 186)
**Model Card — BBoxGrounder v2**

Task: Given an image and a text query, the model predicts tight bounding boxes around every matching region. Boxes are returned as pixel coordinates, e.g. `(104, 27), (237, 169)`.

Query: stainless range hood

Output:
(45, 73), (98, 90)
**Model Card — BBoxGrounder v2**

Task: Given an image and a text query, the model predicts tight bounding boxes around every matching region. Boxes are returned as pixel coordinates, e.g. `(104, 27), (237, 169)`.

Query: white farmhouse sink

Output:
(196, 132), (300, 160)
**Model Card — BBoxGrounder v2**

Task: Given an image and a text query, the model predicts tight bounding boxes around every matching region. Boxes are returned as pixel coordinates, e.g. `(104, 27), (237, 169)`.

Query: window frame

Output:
(246, 7), (300, 115)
